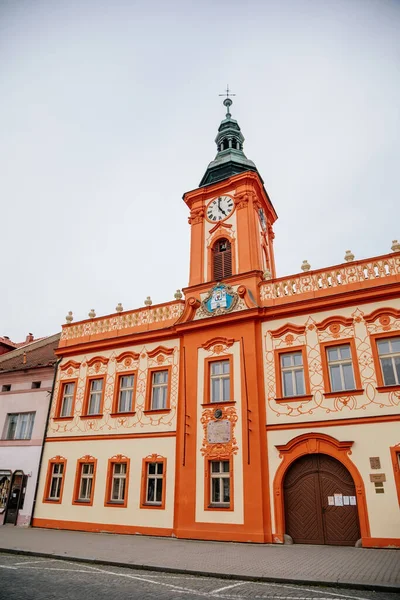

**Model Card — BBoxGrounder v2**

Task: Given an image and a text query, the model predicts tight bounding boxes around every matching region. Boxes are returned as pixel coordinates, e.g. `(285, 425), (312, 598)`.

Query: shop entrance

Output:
(4, 471), (26, 525)
(283, 454), (360, 545)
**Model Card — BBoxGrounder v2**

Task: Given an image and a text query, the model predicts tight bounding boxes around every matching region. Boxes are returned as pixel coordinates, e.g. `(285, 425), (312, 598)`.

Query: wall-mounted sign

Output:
(369, 473), (386, 483)
(207, 420), (231, 444)
(369, 457), (381, 469)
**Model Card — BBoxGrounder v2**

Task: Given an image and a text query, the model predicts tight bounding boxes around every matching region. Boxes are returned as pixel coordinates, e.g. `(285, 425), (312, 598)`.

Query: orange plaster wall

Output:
(174, 317), (272, 543)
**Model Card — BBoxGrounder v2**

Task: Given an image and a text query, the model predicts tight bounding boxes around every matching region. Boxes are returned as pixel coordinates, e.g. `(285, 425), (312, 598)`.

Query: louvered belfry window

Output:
(213, 238), (232, 280)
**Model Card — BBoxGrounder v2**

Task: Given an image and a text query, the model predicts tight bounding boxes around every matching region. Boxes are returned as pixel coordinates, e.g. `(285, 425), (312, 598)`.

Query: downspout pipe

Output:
(30, 357), (62, 526)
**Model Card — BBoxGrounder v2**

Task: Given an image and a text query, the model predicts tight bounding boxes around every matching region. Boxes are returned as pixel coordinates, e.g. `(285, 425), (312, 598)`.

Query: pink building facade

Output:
(0, 334), (59, 526)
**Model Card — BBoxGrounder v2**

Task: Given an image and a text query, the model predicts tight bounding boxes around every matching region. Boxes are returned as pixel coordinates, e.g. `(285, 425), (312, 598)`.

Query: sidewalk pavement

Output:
(0, 526), (399, 592)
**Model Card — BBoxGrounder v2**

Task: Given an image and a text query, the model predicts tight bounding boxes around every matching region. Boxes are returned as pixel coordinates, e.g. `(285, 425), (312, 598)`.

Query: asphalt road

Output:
(0, 553), (398, 600)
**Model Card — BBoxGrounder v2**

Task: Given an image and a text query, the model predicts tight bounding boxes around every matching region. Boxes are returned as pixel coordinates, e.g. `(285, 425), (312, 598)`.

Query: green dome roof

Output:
(199, 98), (260, 187)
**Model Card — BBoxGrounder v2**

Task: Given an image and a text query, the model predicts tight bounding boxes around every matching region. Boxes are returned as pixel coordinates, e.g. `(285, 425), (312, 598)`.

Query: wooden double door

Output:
(284, 454), (360, 546)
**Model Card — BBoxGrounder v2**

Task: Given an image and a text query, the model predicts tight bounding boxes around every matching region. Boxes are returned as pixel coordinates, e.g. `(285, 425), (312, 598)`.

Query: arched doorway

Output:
(284, 454), (360, 545)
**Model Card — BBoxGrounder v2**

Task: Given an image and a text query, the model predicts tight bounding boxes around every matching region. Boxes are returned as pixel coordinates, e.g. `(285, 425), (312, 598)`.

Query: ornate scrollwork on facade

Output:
(188, 207), (204, 225)
(200, 405), (238, 459)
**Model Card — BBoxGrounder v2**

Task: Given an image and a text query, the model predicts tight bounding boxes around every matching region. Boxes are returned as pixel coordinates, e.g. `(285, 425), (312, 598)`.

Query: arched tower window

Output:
(212, 238), (232, 280)
(222, 138), (229, 150)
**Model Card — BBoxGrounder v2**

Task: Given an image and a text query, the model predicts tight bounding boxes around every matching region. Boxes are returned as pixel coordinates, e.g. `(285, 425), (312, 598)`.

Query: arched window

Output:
(222, 138), (229, 150)
(212, 238), (232, 280)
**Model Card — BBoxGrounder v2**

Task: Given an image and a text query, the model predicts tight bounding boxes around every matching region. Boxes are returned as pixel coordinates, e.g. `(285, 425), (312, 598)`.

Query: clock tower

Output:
(183, 96), (278, 300)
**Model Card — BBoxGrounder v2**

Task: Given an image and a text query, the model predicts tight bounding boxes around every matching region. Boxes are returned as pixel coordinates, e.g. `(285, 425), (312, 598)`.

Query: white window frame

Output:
(49, 463), (64, 500)
(377, 337), (400, 386)
(210, 460), (230, 506)
(210, 360), (231, 403)
(117, 375), (134, 412)
(280, 352), (305, 397)
(4, 412), (35, 440)
(78, 463), (94, 502)
(146, 462), (164, 505)
(87, 378), (103, 415)
(326, 344), (356, 392)
(150, 371), (168, 410)
(60, 382), (75, 417)
(110, 462), (127, 503)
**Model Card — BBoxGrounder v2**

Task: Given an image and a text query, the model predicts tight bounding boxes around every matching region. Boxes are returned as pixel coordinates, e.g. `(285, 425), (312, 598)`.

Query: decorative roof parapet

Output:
(59, 301), (185, 347)
(259, 251), (400, 304)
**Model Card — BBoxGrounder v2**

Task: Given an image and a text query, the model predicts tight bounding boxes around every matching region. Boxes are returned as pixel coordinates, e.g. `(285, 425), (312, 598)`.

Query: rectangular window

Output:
(280, 352), (305, 397)
(87, 378), (103, 414)
(4, 412), (35, 440)
(31, 381), (41, 389)
(1, 384), (11, 392)
(60, 382), (75, 417)
(146, 462), (164, 504)
(377, 337), (400, 386)
(49, 463), (64, 500)
(210, 460), (230, 506)
(117, 375), (135, 412)
(110, 462), (127, 503)
(77, 463), (94, 502)
(210, 360), (230, 403)
(326, 344), (356, 392)
(150, 370), (168, 410)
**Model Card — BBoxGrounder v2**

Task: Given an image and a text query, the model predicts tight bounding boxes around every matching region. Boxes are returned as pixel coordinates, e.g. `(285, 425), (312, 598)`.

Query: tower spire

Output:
(219, 85), (236, 118)
(199, 88), (259, 187)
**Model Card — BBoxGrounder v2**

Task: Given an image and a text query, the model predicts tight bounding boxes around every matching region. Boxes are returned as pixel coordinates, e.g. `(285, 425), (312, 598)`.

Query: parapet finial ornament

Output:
(88, 309), (96, 318)
(344, 250), (355, 262)
(174, 289), (183, 300)
(65, 311), (73, 324)
(301, 260), (311, 272)
(115, 303), (123, 312)
(144, 296), (152, 306)
(263, 269), (272, 280)
(391, 240), (400, 252)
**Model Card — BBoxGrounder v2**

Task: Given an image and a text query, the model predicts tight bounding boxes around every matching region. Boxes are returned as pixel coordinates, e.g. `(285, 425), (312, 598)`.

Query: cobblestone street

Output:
(0, 553), (399, 600)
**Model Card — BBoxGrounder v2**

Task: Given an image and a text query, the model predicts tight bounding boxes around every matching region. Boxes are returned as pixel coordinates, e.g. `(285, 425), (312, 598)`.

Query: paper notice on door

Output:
(328, 496), (334, 506)
(334, 493), (343, 506)
(343, 496), (350, 505)
(350, 496), (356, 505)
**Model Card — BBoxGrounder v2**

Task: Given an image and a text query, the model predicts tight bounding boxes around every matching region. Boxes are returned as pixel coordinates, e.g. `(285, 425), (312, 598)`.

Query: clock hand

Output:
(217, 198), (227, 216)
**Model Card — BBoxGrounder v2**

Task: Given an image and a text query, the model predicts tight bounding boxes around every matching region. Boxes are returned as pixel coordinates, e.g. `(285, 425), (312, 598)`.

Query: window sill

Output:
(275, 394), (313, 403)
(143, 409), (170, 415)
(43, 498), (62, 504)
(53, 416), (74, 422)
(72, 500), (92, 506)
(201, 400), (236, 407)
(105, 501), (127, 508)
(376, 385), (400, 393)
(140, 502), (164, 509)
(110, 412), (136, 418)
(323, 389), (364, 398)
(80, 414), (103, 420)
(206, 504), (232, 511)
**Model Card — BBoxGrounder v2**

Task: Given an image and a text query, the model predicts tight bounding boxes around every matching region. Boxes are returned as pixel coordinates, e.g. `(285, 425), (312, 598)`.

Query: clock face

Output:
(206, 195), (235, 222)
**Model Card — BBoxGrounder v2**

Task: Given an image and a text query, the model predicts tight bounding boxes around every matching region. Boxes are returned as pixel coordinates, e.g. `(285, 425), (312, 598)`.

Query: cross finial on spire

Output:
(219, 84), (236, 117)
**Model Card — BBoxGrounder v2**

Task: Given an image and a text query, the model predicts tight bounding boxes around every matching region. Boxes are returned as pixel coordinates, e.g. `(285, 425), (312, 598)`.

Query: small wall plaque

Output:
(369, 473), (386, 483)
(369, 457), (381, 469)
(207, 420), (231, 444)
(376, 488), (385, 494)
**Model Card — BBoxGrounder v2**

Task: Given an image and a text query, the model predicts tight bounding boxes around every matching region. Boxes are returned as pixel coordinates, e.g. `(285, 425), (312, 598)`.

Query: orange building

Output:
(33, 98), (400, 548)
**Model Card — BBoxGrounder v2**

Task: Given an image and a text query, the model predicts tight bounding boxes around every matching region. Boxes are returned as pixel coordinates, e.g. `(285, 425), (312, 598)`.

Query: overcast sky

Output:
(1, 0), (399, 341)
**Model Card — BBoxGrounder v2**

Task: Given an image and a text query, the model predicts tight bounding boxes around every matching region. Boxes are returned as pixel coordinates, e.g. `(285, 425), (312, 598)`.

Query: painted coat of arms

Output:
(202, 283), (239, 316)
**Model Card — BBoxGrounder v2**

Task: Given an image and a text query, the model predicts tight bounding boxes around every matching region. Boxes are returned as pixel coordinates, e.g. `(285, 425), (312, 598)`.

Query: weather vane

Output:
(219, 84), (235, 117)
